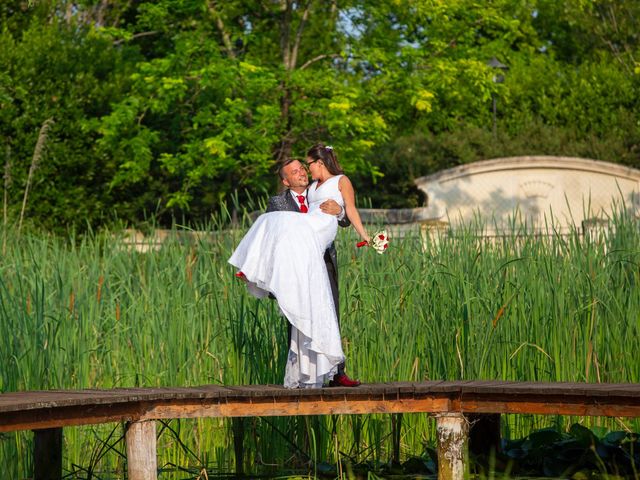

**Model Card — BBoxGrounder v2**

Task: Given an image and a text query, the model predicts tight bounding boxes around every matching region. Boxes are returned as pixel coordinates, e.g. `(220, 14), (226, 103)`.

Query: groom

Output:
(267, 158), (360, 387)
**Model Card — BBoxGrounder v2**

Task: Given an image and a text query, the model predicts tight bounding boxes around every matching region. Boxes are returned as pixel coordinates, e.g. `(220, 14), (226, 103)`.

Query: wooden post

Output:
(231, 417), (244, 476)
(467, 413), (501, 456)
(126, 420), (157, 480)
(436, 413), (468, 480)
(391, 413), (402, 465)
(34, 427), (62, 480)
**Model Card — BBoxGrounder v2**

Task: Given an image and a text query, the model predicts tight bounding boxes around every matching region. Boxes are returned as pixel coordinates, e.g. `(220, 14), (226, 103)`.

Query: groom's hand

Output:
(320, 199), (343, 216)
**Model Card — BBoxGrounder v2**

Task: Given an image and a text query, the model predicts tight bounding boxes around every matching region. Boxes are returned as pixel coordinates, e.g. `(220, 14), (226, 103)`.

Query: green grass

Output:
(0, 210), (639, 478)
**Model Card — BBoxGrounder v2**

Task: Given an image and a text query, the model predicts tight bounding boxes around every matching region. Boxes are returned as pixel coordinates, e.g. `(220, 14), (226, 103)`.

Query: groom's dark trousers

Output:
(266, 187), (350, 376)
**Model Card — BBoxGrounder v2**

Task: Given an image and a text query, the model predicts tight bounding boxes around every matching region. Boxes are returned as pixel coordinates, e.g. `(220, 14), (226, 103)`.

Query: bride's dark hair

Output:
(307, 143), (344, 175)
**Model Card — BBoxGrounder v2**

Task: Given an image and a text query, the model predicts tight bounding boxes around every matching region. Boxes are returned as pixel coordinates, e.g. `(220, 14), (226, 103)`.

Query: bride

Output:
(228, 143), (370, 388)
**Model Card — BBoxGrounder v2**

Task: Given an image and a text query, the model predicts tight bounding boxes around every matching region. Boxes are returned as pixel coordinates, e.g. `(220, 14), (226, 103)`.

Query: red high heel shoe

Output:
(329, 374), (361, 387)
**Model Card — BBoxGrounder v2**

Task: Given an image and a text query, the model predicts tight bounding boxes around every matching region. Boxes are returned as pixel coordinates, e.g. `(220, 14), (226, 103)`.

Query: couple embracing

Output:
(229, 143), (370, 389)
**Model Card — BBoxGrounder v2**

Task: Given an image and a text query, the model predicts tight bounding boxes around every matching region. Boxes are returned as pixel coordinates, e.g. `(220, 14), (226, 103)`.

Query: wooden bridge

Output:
(2, 380), (640, 479)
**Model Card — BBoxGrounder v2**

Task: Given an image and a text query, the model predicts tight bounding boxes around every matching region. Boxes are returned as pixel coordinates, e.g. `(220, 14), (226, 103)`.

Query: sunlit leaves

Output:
(3, 0), (640, 227)
(98, 45), (281, 210)
(413, 90), (434, 112)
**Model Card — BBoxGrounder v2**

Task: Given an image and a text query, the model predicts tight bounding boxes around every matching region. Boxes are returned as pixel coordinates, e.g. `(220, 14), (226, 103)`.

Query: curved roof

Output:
(413, 156), (640, 231)
(415, 156), (640, 184)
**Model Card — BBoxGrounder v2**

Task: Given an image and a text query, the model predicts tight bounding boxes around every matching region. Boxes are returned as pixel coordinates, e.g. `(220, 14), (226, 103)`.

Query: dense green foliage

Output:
(1, 212), (639, 476)
(1, 0), (640, 229)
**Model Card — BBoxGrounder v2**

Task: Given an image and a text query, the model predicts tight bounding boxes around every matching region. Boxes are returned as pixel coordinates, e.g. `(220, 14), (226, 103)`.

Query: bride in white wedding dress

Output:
(228, 144), (370, 388)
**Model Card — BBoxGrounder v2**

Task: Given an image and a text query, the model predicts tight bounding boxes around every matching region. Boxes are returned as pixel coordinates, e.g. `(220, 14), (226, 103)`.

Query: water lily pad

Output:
(604, 431), (628, 445)
(524, 428), (564, 450)
(569, 423), (598, 447)
(315, 461), (336, 476)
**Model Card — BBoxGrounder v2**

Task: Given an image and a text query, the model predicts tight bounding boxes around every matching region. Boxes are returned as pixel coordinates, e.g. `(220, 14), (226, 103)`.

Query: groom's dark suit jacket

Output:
(266, 186), (350, 325)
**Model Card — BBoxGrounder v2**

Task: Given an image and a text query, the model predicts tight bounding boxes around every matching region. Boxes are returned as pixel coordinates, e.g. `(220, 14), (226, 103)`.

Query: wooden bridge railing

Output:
(1, 380), (640, 480)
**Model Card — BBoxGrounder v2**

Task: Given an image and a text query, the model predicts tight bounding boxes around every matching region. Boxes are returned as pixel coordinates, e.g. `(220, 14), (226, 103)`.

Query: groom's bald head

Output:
(280, 159), (309, 193)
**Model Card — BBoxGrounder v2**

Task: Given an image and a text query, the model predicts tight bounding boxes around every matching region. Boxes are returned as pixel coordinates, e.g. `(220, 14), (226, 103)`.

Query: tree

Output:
(0, 17), (136, 230)
(97, 0), (388, 218)
(3, 0), (640, 225)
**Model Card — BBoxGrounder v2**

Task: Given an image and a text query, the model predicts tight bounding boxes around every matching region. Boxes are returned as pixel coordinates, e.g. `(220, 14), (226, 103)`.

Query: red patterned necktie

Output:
(296, 195), (308, 213)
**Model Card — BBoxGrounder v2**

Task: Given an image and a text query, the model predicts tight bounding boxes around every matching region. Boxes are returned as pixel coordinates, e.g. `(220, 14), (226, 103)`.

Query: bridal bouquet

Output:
(357, 230), (389, 254)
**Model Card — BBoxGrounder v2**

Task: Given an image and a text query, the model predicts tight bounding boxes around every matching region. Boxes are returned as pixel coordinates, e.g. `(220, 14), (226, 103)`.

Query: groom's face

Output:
(281, 160), (309, 190)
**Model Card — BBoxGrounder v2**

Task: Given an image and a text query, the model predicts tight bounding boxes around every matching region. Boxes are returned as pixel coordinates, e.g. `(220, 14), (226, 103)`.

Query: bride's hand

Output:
(356, 235), (371, 248)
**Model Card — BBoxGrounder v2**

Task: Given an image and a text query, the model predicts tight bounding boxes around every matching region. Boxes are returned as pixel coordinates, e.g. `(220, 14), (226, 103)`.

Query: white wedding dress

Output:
(228, 175), (346, 388)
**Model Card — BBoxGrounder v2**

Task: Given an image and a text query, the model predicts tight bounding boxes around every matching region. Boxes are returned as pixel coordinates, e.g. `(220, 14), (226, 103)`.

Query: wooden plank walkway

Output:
(2, 380), (640, 480)
(2, 380), (640, 432)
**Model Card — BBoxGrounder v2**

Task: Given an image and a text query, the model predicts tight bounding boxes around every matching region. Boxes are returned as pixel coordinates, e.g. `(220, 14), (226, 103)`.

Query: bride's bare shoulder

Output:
(338, 174), (353, 190)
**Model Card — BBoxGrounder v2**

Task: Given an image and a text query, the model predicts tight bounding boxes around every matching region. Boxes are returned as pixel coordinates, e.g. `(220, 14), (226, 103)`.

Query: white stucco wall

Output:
(414, 157), (640, 233)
